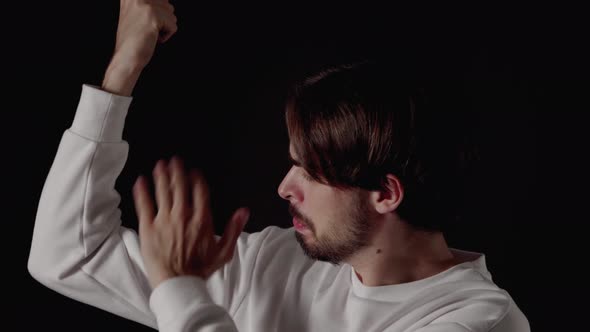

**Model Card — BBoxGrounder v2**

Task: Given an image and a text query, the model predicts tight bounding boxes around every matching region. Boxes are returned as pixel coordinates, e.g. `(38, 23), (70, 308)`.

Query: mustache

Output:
(288, 204), (312, 229)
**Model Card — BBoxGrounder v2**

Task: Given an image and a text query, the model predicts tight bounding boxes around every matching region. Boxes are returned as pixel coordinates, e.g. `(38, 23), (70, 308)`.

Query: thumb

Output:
(217, 208), (250, 263)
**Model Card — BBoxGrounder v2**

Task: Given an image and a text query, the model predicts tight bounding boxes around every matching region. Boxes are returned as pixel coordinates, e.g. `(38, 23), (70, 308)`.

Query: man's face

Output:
(277, 145), (375, 264)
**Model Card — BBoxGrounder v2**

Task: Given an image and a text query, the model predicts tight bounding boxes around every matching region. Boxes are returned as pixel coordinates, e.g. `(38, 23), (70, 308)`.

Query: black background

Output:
(5, 1), (586, 331)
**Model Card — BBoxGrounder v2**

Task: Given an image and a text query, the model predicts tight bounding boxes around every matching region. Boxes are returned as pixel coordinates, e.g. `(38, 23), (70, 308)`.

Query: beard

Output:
(290, 193), (373, 265)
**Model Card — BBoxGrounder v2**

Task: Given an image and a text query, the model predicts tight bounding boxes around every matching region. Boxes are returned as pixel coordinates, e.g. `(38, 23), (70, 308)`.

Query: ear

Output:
(369, 174), (404, 214)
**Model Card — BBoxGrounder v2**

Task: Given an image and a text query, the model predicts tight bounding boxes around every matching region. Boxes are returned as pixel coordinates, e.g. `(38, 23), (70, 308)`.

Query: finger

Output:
(158, 23), (177, 44)
(189, 169), (213, 227)
(155, 5), (178, 43)
(169, 156), (190, 221)
(133, 175), (156, 230)
(194, 207), (215, 255)
(188, 169), (216, 262)
(215, 208), (250, 264)
(153, 159), (172, 213)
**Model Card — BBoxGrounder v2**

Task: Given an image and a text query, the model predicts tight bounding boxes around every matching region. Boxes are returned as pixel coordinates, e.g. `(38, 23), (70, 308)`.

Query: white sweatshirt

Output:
(28, 84), (531, 332)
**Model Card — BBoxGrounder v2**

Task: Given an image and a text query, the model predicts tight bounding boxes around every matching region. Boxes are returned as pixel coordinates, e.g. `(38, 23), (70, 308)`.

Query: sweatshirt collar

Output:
(349, 248), (490, 302)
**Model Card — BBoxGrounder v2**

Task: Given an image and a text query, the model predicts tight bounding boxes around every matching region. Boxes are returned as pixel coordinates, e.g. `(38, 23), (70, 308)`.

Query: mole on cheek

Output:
(376, 249), (382, 254)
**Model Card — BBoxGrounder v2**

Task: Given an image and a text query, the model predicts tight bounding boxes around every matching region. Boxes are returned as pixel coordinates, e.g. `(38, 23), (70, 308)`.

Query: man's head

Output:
(278, 62), (478, 264)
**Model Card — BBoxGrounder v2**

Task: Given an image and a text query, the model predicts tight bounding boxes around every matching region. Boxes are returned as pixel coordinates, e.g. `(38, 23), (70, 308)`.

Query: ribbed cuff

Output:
(149, 275), (212, 326)
(70, 84), (133, 142)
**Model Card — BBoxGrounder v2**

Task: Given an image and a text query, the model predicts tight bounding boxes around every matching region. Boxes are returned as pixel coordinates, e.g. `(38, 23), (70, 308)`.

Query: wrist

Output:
(149, 269), (179, 290)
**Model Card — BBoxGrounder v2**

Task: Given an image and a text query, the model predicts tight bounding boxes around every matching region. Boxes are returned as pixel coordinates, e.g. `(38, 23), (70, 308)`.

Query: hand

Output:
(132, 156), (250, 289)
(112, 0), (177, 70)
(102, 0), (177, 95)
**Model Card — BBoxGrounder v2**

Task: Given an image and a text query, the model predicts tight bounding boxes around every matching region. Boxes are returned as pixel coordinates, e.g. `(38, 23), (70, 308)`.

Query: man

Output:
(27, 0), (530, 331)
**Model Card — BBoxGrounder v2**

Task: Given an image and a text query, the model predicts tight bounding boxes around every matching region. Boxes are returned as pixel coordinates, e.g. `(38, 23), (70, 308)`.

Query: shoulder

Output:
(426, 284), (530, 332)
(237, 226), (328, 289)
(487, 296), (530, 332)
(237, 225), (296, 249)
(236, 226), (309, 265)
(249, 225), (310, 259)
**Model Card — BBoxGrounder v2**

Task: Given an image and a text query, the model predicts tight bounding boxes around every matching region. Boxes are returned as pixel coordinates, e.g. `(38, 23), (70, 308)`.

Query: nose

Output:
(277, 166), (301, 202)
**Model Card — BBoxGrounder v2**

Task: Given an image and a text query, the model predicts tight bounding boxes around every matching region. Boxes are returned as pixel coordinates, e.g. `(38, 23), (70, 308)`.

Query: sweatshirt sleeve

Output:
(27, 84), (268, 329)
(149, 276), (239, 331)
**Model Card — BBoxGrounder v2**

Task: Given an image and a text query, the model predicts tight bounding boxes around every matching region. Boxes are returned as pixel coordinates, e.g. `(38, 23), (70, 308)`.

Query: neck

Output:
(346, 213), (461, 287)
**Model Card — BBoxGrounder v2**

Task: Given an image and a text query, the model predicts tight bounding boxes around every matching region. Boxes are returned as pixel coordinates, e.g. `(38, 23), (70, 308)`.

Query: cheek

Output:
(305, 191), (342, 226)
(323, 192), (361, 225)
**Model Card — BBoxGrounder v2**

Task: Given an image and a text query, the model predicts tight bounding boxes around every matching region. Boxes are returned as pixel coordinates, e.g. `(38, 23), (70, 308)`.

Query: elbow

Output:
(27, 211), (84, 283)
(27, 223), (47, 282)
(27, 246), (71, 287)
(27, 241), (48, 283)
(27, 250), (45, 284)
(27, 232), (61, 284)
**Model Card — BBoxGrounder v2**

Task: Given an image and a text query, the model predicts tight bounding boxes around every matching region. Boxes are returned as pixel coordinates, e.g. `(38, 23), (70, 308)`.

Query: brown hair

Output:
(285, 62), (479, 233)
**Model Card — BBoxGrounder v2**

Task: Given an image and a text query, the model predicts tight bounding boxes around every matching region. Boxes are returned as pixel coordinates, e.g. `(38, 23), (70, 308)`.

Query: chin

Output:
(294, 231), (343, 265)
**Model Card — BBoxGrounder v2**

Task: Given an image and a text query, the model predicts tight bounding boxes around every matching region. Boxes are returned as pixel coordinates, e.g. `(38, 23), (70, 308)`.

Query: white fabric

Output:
(28, 84), (531, 332)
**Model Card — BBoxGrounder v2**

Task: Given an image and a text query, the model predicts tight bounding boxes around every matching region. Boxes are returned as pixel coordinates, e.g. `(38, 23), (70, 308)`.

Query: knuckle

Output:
(154, 213), (164, 225)
(173, 206), (190, 221)
(136, 0), (151, 11)
(140, 4), (159, 24)
(145, 6), (158, 20)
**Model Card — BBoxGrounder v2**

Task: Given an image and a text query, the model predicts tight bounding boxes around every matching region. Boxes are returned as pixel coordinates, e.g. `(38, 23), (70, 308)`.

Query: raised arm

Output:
(27, 1), (268, 330)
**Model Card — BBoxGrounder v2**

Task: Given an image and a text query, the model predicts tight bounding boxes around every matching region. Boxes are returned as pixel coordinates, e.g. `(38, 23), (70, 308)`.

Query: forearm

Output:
(29, 85), (132, 271)
(101, 55), (144, 97)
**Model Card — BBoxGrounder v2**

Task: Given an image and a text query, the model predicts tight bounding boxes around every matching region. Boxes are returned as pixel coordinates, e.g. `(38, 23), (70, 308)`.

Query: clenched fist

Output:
(113, 0), (177, 70)
(102, 0), (177, 96)
(132, 157), (250, 289)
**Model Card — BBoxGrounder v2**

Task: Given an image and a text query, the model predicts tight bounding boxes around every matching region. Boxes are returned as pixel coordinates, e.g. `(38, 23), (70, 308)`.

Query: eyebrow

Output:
(288, 154), (302, 167)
